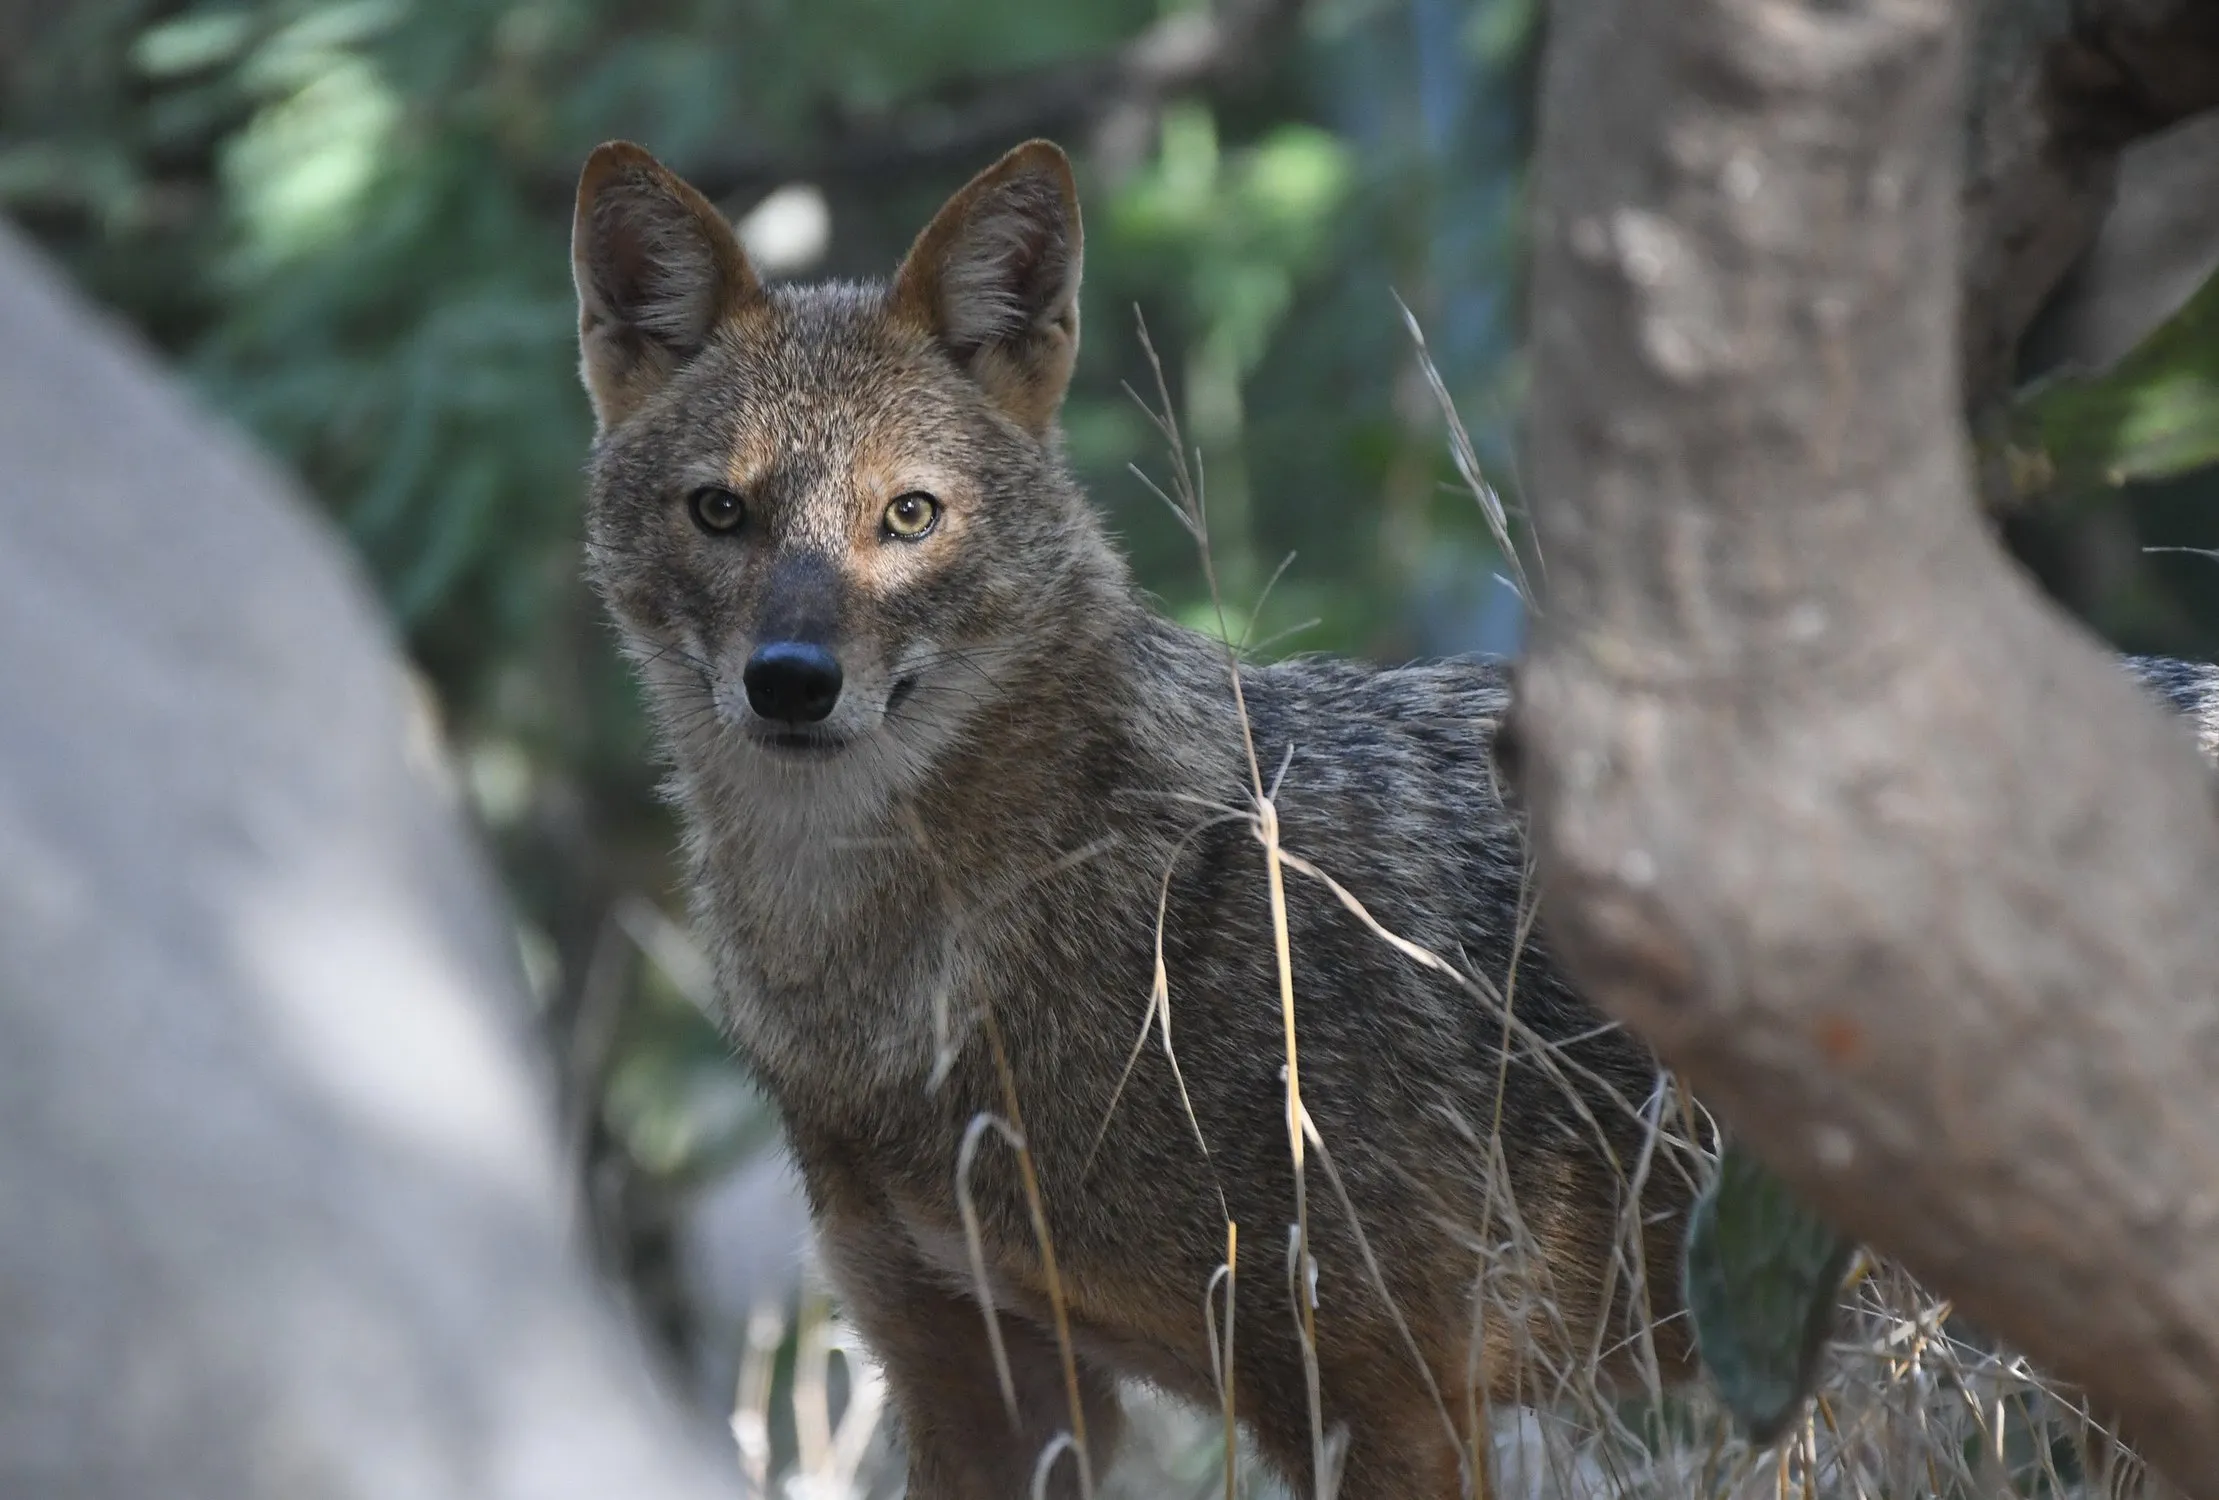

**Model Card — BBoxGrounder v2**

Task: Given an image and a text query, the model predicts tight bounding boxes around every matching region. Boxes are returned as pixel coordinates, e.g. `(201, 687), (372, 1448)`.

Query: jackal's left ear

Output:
(891, 141), (1082, 435)
(573, 141), (762, 431)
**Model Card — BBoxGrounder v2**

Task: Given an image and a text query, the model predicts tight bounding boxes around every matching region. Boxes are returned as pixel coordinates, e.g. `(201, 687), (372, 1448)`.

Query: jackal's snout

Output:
(743, 642), (842, 724)
(737, 551), (848, 727)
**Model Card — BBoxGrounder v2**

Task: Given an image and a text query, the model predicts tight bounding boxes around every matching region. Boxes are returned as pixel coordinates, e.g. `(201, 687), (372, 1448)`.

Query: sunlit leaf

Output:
(132, 12), (256, 79)
(2006, 265), (2219, 501)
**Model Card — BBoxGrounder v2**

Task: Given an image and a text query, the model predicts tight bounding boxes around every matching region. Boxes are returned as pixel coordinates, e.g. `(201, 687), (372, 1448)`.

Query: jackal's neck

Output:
(892, 570), (1242, 865)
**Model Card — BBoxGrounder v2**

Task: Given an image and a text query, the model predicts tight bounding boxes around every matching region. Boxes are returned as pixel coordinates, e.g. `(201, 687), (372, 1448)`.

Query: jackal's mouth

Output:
(745, 726), (851, 758)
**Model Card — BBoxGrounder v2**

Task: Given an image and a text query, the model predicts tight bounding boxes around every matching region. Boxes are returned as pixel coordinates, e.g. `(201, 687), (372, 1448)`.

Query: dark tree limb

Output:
(550, 0), (1309, 209)
(1514, 0), (2219, 1489)
(1959, 0), (2219, 414)
(2023, 111), (2219, 380)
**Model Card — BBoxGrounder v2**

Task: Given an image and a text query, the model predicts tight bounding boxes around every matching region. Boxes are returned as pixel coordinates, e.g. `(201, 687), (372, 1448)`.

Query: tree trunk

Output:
(1512, 0), (2219, 1489)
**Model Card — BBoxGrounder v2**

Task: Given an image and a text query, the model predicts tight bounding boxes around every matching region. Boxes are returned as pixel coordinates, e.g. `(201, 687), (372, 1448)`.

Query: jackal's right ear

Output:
(891, 141), (1082, 435)
(572, 142), (761, 431)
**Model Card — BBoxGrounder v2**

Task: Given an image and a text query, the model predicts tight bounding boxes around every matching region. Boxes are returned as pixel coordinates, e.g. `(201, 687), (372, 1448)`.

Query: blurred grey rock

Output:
(0, 220), (737, 1500)
(674, 1148), (813, 1407)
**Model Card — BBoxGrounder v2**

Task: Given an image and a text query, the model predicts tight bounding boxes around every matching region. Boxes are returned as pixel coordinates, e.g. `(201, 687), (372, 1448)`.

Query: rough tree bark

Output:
(1513, 0), (2219, 1491)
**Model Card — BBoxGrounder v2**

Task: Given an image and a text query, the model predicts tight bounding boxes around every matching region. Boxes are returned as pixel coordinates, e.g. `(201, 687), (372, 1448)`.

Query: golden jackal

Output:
(574, 136), (1702, 1499)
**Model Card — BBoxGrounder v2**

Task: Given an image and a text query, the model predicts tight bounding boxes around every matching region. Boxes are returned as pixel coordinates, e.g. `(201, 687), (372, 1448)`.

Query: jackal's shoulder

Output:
(1172, 650), (1528, 894)
(2128, 654), (2219, 759)
(1234, 651), (1516, 787)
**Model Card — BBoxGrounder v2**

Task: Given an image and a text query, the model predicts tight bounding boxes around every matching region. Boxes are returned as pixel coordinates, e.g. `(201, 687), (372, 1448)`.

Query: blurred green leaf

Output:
(132, 12), (256, 79)
(1682, 1141), (1856, 1444)
(1462, 0), (1536, 67)
(2008, 266), (2219, 501)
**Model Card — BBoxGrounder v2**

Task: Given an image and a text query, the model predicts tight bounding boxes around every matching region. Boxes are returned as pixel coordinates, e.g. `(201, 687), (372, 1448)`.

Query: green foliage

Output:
(2008, 266), (2219, 500)
(1104, 106), (1356, 613)
(3, 0), (1535, 730)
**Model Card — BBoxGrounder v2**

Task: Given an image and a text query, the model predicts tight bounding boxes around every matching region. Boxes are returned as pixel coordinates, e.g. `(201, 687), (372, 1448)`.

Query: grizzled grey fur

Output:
(2128, 655), (2219, 762)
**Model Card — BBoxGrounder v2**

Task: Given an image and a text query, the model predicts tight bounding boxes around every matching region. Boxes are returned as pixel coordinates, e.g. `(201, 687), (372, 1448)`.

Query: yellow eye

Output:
(883, 491), (941, 540)
(689, 486), (747, 534)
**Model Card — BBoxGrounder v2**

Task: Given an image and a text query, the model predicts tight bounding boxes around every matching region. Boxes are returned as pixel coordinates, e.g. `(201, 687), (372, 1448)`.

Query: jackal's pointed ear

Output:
(572, 142), (761, 431)
(890, 141), (1082, 435)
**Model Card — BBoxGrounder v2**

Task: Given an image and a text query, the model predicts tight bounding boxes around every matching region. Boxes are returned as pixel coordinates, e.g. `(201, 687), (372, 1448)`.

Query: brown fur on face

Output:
(575, 140), (1702, 1500)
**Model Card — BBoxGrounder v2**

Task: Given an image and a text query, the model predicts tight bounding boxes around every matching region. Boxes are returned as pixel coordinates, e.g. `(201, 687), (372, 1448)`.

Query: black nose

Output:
(742, 641), (843, 724)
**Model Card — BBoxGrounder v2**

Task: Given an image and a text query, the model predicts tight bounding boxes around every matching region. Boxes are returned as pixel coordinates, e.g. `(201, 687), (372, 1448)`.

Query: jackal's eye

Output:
(882, 491), (940, 541)
(688, 486), (747, 535)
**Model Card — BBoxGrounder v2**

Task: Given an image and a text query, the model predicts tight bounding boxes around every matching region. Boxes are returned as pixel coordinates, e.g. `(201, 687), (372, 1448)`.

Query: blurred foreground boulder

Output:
(0, 220), (737, 1500)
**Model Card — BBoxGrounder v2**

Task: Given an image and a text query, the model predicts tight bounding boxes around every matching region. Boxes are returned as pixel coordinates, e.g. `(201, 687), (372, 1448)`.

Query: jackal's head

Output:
(572, 140), (1120, 790)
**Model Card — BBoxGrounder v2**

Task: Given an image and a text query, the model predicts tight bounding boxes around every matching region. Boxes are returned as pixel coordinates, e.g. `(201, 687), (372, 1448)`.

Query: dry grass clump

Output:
(725, 1260), (2161, 1500)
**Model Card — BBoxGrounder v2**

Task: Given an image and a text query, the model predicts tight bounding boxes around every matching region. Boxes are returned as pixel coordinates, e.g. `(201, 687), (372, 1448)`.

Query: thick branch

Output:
(546, 0), (1307, 209)
(1515, 0), (2219, 1488)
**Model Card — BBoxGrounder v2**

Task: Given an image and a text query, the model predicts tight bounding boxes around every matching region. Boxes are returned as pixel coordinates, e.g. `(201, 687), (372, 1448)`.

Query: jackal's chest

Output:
(688, 823), (950, 1083)
(714, 931), (956, 1109)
